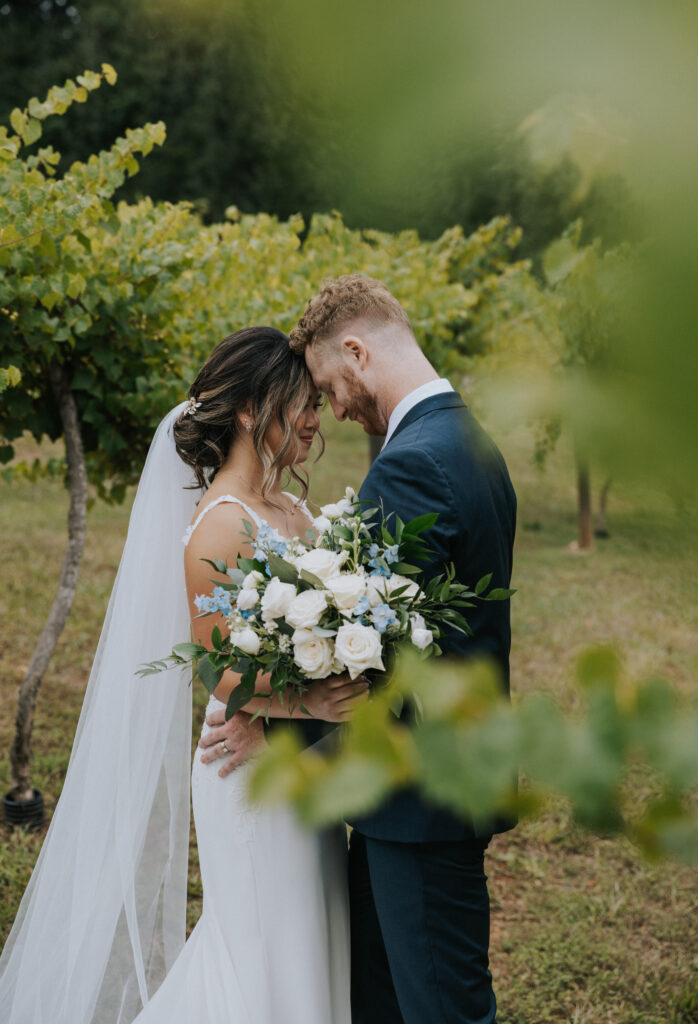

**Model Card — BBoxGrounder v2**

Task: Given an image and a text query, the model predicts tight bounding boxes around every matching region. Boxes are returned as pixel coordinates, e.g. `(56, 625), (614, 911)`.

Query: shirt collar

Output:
(382, 378), (454, 449)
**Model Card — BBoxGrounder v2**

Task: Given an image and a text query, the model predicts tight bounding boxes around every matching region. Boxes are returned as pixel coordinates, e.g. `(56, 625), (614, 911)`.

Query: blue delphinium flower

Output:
(369, 560), (391, 577)
(371, 603), (397, 633)
(352, 595), (372, 618)
(212, 586), (233, 616)
(368, 543), (381, 559)
(268, 536), (287, 557)
(384, 544), (400, 564)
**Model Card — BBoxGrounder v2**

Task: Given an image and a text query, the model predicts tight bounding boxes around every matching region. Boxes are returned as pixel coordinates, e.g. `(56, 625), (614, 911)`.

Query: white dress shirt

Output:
(382, 378), (454, 449)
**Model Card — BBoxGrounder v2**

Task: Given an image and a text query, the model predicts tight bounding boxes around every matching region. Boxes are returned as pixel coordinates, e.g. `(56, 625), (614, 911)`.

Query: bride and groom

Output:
(0, 275), (516, 1023)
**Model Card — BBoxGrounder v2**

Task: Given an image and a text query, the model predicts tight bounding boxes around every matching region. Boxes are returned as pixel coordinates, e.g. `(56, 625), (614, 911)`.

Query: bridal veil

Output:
(0, 403), (201, 1023)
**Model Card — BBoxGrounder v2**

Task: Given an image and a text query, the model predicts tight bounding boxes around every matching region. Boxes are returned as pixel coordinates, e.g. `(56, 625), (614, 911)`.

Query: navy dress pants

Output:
(349, 831), (496, 1024)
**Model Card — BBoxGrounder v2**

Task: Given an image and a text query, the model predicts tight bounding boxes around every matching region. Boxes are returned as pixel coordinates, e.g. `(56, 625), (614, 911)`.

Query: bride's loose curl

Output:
(174, 327), (323, 501)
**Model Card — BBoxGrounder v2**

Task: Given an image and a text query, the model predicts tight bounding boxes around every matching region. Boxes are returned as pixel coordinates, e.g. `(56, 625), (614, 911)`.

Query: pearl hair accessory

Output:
(185, 397), (202, 416)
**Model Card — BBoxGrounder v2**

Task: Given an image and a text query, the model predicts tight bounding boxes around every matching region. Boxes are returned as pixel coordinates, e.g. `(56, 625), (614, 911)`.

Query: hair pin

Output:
(185, 397), (202, 416)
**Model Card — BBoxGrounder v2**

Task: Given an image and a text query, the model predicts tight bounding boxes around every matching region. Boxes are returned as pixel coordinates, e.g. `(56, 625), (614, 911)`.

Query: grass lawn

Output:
(1, 407), (696, 1023)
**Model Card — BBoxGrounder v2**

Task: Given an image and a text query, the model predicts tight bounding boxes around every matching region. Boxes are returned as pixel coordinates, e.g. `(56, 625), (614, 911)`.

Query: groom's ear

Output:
(340, 335), (369, 370)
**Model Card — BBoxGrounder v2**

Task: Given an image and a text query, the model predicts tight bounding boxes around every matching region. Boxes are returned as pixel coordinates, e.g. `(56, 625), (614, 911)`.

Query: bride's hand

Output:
(301, 672), (370, 723)
(199, 710), (266, 778)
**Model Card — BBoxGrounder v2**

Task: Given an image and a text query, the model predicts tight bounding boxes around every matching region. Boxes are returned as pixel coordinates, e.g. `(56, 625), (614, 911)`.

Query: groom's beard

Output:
(340, 367), (386, 435)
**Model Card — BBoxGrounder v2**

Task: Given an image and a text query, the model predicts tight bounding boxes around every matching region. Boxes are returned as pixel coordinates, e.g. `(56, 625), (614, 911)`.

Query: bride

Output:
(0, 327), (361, 1023)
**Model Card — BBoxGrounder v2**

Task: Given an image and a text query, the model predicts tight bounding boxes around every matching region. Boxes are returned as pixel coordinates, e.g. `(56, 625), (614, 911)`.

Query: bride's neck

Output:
(213, 439), (281, 503)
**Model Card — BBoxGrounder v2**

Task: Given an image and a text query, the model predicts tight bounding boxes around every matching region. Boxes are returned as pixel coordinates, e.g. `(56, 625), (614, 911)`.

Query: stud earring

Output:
(244, 420), (253, 433)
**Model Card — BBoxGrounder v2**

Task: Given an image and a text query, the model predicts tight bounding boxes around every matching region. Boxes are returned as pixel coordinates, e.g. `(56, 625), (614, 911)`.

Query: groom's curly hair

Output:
(289, 274), (411, 353)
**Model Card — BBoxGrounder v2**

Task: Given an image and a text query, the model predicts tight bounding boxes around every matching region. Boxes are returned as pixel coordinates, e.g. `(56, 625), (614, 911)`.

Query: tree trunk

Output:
(9, 364), (88, 801)
(595, 476), (612, 538)
(575, 449), (593, 552)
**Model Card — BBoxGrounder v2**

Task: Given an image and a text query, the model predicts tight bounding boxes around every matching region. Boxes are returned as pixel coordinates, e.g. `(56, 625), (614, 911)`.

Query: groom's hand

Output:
(199, 710), (266, 778)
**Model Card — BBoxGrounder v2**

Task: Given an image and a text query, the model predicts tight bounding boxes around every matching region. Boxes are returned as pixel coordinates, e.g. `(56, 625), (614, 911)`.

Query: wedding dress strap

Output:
(182, 494), (264, 546)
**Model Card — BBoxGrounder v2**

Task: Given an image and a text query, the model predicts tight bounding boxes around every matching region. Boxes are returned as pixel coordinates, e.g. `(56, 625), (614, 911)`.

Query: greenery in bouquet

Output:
(139, 489), (513, 721)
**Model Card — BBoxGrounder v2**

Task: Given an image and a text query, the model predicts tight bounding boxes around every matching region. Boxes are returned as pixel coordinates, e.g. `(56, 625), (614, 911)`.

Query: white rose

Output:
(325, 573), (367, 613)
(236, 588), (259, 610)
(242, 570), (265, 590)
(260, 577), (297, 620)
(228, 626), (261, 655)
(367, 573), (420, 605)
(295, 547), (347, 582)
(320, 497), (352, 520)
(410, 613), (433, 650)
(312, 515), (333, 535)
(292, 628), (335, 679)
(285, 589), (330, 629)
(334, 623), (385, 679)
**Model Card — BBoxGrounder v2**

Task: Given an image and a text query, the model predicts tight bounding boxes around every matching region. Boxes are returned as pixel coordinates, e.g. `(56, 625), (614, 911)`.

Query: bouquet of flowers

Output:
(139, 488), (513, 721)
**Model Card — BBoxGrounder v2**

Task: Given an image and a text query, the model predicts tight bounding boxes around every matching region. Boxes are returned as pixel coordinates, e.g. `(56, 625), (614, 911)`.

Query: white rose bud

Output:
(260, 577), (297, 620)
(410, 612), (433, 650)
(320, 497), (352, 520)
(325, 573), (367, 613)
(236, 588), (259, 610)
(368, 573), (420, 605)
(292, 628), (335, 679)
(228, 626), (261, 655)
(242, 570), (265, 590)
(334, 622), (385, 679)
(312, 514), (333, 536)
(285, 589), (330, 629)
(295, 547), (347, 582)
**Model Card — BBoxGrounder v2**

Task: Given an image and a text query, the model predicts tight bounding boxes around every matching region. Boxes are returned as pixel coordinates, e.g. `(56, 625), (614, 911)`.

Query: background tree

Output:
(0, 69), (195, 812)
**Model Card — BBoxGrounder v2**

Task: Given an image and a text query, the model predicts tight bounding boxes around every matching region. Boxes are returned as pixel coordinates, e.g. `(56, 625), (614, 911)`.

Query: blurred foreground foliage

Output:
(250, 648), (698, 864)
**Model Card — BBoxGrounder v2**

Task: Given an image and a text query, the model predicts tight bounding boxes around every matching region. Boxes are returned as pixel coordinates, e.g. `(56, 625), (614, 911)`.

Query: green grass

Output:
(1, 411), (696, 1022)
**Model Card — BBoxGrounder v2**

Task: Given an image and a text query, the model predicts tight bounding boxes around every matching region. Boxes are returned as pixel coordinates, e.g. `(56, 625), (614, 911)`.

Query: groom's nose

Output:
(328, 395), (347, 421)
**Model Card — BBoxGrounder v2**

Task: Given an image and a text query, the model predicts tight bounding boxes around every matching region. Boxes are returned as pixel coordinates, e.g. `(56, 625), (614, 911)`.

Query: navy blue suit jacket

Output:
(347, 391), (517, 842)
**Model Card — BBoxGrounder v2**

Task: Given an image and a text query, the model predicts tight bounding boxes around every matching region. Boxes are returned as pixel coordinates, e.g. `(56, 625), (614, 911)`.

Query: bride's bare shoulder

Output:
(184, 494), (255, 567)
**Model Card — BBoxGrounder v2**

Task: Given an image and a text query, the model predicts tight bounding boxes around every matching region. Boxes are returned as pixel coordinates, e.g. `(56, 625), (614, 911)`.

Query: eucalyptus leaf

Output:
(197, 655), (225, 694)
(267, 553), (299, 585)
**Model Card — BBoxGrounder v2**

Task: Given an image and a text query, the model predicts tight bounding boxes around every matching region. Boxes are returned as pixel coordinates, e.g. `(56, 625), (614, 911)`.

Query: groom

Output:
(202, 274), (516, 1023)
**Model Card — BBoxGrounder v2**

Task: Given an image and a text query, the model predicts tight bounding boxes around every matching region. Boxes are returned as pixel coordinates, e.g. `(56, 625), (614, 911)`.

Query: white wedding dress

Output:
(0, 407), (349, 1024)
(133, 495), (351, 1024)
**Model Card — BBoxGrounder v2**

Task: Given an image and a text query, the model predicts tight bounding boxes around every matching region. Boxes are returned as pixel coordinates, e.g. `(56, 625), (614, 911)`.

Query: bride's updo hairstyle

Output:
(174, 326), (321, 498)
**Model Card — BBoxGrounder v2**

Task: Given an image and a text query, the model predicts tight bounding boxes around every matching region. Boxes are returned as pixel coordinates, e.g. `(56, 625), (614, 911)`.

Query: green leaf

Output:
(267, 552), (299, 585)
(485, 588), (516, 601)
(390, 562), (420, 575)
(238, 557), (266, 574)
(23, 118), (42, 146)
(197, 655), (225, 694)
(211, 625), (223, 650)
(402, 512), (439, 535)
(101, 62), (118, 86)
(173, 642), (207, 659)
(226, 681), (254, 717)
(299, 569), (326, 589)
(474, 572), (492, 596)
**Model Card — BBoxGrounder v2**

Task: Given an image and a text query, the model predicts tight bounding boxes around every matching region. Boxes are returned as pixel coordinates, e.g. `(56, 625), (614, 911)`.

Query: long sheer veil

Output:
(0, 402), (202, 1023)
